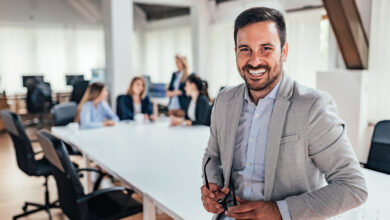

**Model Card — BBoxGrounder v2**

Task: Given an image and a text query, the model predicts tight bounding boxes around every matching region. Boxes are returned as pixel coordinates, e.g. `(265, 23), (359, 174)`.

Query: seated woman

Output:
(116, 76), (155, 121)
(170, 74), (211, 126)
(75, 82), (119, 129)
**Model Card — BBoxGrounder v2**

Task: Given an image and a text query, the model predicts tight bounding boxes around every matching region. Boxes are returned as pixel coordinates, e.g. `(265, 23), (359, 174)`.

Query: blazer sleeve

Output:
(168, 73), (176, 91)
(192, 96), (210, 126)
(201, 93), (223, 187)
(117, 96), (134, 120)
(285, 93), (368, 220)
(142, 96), (153, 115)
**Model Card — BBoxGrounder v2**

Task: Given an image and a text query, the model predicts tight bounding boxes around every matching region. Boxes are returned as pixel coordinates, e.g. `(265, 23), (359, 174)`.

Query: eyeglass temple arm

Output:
(204, 157), (211, 189)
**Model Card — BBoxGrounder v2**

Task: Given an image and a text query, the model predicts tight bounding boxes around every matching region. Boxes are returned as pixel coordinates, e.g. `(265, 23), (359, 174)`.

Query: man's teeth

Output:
(248, 69), (266, 76)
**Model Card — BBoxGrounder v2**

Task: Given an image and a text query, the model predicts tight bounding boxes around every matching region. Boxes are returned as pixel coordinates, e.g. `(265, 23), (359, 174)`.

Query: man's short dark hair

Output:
(234, 7), (286, 48)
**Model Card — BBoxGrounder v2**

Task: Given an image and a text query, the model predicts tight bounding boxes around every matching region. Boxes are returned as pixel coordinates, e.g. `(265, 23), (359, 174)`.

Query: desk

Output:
(52, 121), (390, 220)
(52, 120), (213, 220)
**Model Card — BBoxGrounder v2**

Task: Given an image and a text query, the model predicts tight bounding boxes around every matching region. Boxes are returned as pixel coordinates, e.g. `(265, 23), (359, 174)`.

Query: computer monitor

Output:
(65, 75), (85, 86)
(22, 75), (44, 87)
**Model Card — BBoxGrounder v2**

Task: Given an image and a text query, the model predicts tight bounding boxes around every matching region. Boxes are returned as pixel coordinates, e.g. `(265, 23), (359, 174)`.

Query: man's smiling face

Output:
(235, 21), (288, 92)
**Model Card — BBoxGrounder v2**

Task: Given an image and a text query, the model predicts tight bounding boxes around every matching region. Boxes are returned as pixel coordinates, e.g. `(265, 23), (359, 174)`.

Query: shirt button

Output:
(255, 113), (260, 118)
(246, 182), (250, 187)
(247, 162), (252, 166)
(249, 138), (254, 142)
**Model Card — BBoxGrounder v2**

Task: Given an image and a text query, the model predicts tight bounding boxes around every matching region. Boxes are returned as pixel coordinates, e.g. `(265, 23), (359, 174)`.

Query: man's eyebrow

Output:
(261, 43), (275, 47)
(237, 44), (249, 49)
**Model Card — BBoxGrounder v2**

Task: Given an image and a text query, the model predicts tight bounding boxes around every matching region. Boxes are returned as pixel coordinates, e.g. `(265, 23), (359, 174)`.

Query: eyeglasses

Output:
(204, 157), (237, 210)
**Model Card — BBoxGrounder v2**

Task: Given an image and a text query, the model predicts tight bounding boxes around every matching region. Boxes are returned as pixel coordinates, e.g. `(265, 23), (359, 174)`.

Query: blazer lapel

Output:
(264, 74), (294, 200)
(223, 84), (245, 187)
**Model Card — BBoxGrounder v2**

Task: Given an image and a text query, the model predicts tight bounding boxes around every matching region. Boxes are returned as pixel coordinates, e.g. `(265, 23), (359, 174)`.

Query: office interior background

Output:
(0, 0), (389, 219)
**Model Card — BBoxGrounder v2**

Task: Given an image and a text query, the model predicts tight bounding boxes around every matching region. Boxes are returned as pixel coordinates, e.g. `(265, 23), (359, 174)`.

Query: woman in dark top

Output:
(166, 54), (191, 117)
(170, 74), (211, 126)
(116, 76), (156, 121)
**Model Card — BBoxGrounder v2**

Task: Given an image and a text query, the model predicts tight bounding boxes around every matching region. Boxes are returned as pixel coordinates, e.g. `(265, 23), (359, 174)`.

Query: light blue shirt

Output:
(79, 101), (119, 129)
(223, 79), (291, 220)
(168, 71), (183, 110)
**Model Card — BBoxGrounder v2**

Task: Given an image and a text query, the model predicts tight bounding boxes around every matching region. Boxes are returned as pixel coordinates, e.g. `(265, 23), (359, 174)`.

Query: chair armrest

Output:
(76, 168), (104, 174)
(34, 150), (43, 155)
(77, 186), (134, 204)
(77, 168), (107, 191)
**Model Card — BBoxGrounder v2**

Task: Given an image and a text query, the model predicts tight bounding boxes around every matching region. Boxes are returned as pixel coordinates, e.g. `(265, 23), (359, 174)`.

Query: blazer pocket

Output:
(280, 134), (299, 144)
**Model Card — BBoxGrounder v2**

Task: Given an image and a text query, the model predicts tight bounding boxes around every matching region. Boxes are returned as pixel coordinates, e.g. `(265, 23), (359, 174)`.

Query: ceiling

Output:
(135, 3), (190, 21)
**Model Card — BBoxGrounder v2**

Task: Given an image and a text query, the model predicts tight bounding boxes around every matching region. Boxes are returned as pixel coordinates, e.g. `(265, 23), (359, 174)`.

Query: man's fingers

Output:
(221, 187), (230, 195)
(202, 197), (225, 214)
(236, 196), (248, 204)
(201, 185), (215, 198)
(228, 202), (256, 213)
(225, 210), (257, 219)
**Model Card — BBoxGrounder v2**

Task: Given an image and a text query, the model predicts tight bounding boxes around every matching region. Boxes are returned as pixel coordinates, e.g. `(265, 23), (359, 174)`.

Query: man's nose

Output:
(248, 51), (263, 67)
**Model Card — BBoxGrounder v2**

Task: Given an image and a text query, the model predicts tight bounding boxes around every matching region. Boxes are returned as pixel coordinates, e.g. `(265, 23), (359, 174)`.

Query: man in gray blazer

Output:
(201, 7), (367, 220)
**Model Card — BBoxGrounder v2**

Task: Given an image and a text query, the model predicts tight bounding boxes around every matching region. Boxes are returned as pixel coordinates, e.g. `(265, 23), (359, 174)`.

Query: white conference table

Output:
(52, 119), (213, 220)
(52, 120), (390, 220)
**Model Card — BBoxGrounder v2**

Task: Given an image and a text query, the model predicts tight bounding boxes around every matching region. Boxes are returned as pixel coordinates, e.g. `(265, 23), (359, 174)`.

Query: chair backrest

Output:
(1, 110), (37, 175)
(51, 102), (77, 126)
(26, 82), (53, 113)
(70, 80), (89, 104)
(37, 130), (88, 219)
(366, 120), (390, 174)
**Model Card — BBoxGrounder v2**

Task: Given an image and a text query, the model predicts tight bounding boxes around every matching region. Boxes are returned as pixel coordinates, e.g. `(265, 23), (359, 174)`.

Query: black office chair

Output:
(70, 80), (90, 104)
(365, 120), (390, 174)
(51, 102), (78, 126)
(0, 110), (60, 220)
(37, 130), (143, 220)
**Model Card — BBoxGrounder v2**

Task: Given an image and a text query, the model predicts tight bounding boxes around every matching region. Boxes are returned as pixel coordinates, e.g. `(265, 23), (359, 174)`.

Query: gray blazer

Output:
(203, 74), (367, 220)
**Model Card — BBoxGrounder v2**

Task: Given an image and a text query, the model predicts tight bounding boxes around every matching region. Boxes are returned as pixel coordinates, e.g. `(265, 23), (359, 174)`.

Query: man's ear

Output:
(281, 42), (289, 62)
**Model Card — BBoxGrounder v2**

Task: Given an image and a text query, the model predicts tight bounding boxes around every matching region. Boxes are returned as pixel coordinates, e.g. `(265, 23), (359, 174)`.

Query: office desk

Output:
(52, 121), (390, 220)
(52, 120), (213, 220)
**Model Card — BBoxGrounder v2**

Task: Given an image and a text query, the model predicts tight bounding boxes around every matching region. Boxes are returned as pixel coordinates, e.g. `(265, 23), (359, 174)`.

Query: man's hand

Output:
(200, 183), (229, 214)
(225, 197), (282, 220)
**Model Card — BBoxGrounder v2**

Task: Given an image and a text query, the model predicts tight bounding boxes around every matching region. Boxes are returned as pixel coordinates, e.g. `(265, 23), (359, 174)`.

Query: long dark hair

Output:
(186, 74), (211, 101)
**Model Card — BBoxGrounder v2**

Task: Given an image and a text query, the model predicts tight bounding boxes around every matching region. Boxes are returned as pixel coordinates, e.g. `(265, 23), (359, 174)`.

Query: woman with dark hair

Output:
(116, 76), (156, 121)
(75, 82), (119, 129)
(170, 74), (211, 126)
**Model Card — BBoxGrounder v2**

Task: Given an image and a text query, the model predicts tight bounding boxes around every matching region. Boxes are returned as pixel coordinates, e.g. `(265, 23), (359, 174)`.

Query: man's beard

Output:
(237, 57), (283, 91)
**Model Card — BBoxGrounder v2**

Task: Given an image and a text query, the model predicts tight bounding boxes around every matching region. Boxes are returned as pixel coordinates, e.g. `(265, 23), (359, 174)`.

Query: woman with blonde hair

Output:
(166, 54), (192, 117)
(75, 82), (119, 129)
(116, 76), (155, 121)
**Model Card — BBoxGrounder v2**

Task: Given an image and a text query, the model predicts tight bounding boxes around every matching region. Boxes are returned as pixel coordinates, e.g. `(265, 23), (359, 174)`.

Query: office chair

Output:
(51, 102), (77, 126)
(25, 81), (53, 127)
(365, 120), (390, 174)
(70, 80), (90, 104)
(0, 110), (60, 220)
(37, 130), (143, 220)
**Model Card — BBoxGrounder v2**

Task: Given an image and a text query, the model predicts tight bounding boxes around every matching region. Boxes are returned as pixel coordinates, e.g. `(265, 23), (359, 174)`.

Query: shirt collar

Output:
(244, 76), (282, 102)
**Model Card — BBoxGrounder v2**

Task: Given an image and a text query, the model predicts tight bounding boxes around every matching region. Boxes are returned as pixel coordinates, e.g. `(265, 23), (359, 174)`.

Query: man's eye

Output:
(240, 48), (249, 52)
(264, 47), (272, 51)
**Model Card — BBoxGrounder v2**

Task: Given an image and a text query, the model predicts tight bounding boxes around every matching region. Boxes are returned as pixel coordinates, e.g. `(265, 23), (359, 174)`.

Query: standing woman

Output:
(170, 74), (211, 126)
(75, 82), (119, 129)
(116, 76), (156, 121)
(166, 54), (190, 117)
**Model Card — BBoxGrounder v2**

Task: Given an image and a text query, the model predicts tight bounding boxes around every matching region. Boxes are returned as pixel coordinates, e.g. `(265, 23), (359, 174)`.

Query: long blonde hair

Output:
(127, 76), (146, 99)
(175, 54), (189, 82)
(74, 82), (105, 122)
